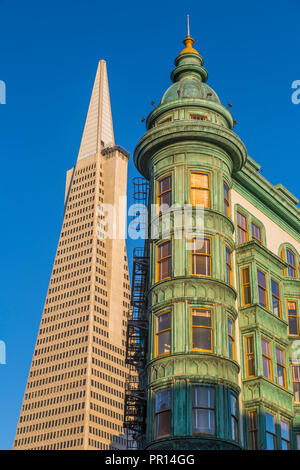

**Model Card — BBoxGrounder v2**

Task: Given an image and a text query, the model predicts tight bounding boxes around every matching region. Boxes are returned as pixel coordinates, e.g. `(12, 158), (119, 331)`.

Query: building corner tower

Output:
(132, 29), (300, 450)
(13, 60), (131, 450)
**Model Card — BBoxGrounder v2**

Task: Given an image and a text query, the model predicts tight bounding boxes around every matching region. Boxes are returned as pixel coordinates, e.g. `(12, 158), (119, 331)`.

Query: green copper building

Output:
(125, 31), (300, 450)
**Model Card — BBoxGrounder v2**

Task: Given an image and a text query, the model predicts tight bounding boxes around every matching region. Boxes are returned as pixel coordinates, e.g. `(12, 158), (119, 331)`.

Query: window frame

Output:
(257, 269), (268, 309)
(190, 171), (210, 209)
(227, 316), (235, 360)
(265, 411), (277, 450)
(241, 266), (251, 306)
(292, 365), (300, 403)
(191, 308), (213, 353)
(280, 419), (290, 450)
(286, 248), (297, 278)
(271, 278), (281, 318)
(251, 221), (262, 244)
(157, 174), (172, 210)
(287, 300), (299, 336)
(261, 337), (273, 381)
(191, 237), (212, 277)
(248, 409), (258, 450)
(237, 210), (248, 244)
(192, 386), (216, 436)
(224, 182), (230, 217)
(156, 240), (171, 282)
(245, 335), (255, 378)
(155, 311), (171, 357)
(275, 346), (287, 389)
(225, 246), (233, 285)
(230, 393), (239, 443)
(154, 389), (171, 439)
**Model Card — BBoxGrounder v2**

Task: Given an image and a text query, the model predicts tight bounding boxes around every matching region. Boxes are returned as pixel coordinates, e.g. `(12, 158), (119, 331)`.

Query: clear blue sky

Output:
(0, 0), (299, 450)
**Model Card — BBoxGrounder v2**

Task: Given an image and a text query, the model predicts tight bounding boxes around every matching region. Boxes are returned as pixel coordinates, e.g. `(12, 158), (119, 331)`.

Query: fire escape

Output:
(124, 178), (149, 448)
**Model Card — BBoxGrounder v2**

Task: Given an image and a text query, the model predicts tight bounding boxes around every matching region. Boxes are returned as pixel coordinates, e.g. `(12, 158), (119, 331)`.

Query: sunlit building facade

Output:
(132, 33), (300, 450)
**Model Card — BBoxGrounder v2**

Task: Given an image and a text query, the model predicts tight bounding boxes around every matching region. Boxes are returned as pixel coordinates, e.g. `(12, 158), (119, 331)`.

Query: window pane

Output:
(192, 238), (210, 254)
(248, 356), (255, 376)
(272, 298), (280, 317)
(160, 191), (171, 207)
(242, 268), (250, 284)
(159, 258), (171, 279)
(191, 173), (209, 188)
(287, 249), (296, 267)
(288, 317), (298, 335)
(157, 312), (170, 332)
(156, 410), (171, 438)
(266, 413), (275, 433)
(246, 336), (254, 354)
(157, 331), (170, 355)
(192, 255), (210, 275)
(158, 176), (171, 195)
(224, 183), (229, 200)
(257, 270), (266, 288)
(258, 286), (267, 307)
(277, 366), (285, 387)
(280, 420), (289, 442)
(252, 222), (262, 241)
(193, 409), (215, 434)
(191, 189), (209, 207)
(244, 286), (251, 305)
(261, 338), (270, 356)
(266, 433), (276, 450)
(288, 301), (297, 315)
(293, 382), (300, 402)
(192, 310), (211, 327)
(263, 357), (271, 379)
(276, 347), (284, 365)
(155, 390), (170, 413)
(237, 211), (247, 229)
(288, 266), (296, 278)
(158, 241), (170, 260)
(193, 387), (214, 408)
(193, 327), (211, 350)
(271, 280), (280, 297)
(230, 394), (238, 417)
(238, 228), (247, 244)
(228, 317), (233, 335)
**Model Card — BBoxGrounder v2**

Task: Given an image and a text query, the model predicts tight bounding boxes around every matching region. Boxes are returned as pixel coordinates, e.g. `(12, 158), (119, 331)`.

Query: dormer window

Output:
(190, 114), (207, 121)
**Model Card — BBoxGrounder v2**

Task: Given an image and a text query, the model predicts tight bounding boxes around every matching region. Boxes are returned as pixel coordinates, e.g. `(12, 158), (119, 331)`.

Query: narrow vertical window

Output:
(237, 211), (248, 244)
(261, 338), (272, 380)
(286, 248), (297, 278)
(241, 267), (251, 306)
(154, 390), (171, 439)
(192, 308), (213, 352)
(192, 386), (215, 435)
(157, 241), (171, 281)
(230, 394), (239, 442)
(266, 412), (277, 450)
(271, 279), (281, 317)
(191, 238), (211, 276)
(257, 269), (268, 309)
(251, 222), (262, 243)
(292, 365), (300, 402)
(224, 182), (230, 217)
(228, 317), (235, 360)
(280, 420), (290, 450)
(287, 301), (299, 335)
(248, 410), (258, 450)
(296, 434), (300, 450)
(245, 335), (255, 377)
(225, 246), (232, 285)
(190, 172), (210, 208)
(156, 312), (171, 356)
(276, 346), (286, 388)
(157, 175), (171, 209)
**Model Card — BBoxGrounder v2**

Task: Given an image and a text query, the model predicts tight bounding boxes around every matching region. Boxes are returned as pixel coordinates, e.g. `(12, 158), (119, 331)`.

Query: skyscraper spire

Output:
(77, 60), (115, 161)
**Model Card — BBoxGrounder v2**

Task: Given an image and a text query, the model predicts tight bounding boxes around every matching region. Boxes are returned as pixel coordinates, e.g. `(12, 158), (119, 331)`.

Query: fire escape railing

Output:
(124, 178), (149, 448)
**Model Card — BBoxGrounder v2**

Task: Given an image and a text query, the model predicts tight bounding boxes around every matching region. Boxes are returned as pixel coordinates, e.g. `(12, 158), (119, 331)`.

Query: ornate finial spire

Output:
(180, 15), (199, 55)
